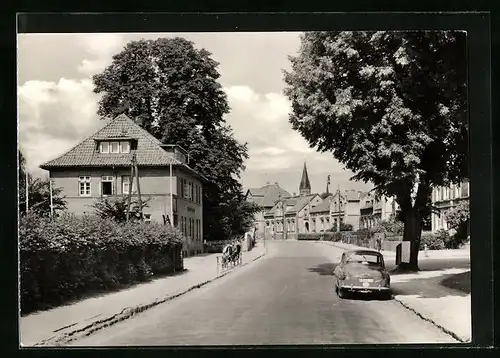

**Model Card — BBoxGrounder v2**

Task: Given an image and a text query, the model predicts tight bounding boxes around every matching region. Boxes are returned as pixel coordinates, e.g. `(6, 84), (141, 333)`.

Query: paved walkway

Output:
(317, 240), (471, 342)
(20, 243), (267, 347)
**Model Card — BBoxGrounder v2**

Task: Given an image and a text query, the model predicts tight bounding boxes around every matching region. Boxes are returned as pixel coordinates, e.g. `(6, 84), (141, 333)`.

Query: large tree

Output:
(93, 37), (253, 241)
(284, 31), (467, 271)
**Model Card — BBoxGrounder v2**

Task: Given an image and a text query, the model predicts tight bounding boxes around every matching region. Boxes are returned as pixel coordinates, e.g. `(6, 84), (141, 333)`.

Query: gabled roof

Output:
(264, 193), (319, 217)
(310, 196), (332, 214)
(40, 114), (208, 182)
(246, 183), (291, 208)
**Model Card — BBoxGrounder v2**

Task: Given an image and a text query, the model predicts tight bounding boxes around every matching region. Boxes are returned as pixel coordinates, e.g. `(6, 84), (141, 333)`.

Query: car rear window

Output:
(345, 253), (381, 265)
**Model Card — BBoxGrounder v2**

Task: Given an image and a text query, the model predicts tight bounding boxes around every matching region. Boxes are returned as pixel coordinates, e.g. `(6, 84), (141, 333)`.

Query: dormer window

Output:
(99, 141), (131, 154)
(110, 141), (120, 153)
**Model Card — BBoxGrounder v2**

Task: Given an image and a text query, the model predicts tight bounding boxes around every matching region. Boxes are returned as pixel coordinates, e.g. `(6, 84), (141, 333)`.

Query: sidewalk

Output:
(20, 243), (267, 347)
(317, 240), (471, 342)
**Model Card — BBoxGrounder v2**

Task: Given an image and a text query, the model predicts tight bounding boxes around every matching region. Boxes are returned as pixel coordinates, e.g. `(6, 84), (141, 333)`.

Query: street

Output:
(69, 240), (457, 346)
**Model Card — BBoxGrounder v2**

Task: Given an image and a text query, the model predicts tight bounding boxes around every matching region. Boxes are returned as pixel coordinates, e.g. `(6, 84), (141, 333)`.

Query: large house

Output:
(245, 183), (291, 239)
(329, 189), (366, 231)
(310, 195), (333, 232)
(359, 193), (401, 230)
(431, 181), (470, 232)
(40, 114), (206, 257)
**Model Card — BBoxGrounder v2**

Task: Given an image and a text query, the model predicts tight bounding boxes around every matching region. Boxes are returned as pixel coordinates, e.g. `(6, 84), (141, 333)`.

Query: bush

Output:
(19, 212), (184, 315)
(420, 232), (445, 250)
(297, 233), (322, 240)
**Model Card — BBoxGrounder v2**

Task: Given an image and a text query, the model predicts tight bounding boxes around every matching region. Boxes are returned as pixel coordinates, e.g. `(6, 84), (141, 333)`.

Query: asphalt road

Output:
(70, 240), (457, 346)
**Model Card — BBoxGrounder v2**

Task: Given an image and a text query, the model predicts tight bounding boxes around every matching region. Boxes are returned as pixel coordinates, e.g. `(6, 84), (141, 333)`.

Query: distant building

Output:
(264, 193), (323, 239)
(431, 181), (469, 232)
(359, 193), (400, 229)
(40, 114), (206, 257)
(245, 183), (291, 239)
(310, 195), (333, 232)
(329, 189), (366, 231)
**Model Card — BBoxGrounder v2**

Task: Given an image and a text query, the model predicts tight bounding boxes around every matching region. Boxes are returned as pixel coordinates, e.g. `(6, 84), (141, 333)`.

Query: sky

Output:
(17, 32), (373, 195)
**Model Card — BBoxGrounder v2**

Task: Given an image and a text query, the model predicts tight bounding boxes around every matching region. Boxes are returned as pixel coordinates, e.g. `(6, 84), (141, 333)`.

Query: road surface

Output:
(69, 240), (457, 346)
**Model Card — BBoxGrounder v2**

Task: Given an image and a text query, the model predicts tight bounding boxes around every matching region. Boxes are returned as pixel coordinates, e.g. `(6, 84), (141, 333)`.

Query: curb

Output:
(393, 296), (469, 343)
(32, 249), (268, 347)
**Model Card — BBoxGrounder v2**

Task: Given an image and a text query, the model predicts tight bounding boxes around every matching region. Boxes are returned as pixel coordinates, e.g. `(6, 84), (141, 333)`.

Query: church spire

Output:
(299, 161), (311, 196)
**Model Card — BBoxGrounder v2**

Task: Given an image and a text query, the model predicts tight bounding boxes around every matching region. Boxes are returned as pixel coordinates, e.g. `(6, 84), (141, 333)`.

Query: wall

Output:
(296, 195), (323, 233)
(50, 166), (203, 256)
(431, 182), (469, 232)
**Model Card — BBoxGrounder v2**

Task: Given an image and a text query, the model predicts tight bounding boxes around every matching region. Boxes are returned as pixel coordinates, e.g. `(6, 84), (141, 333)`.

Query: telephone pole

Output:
(337, 184), (341, 232)
(126, 154), (135, 222)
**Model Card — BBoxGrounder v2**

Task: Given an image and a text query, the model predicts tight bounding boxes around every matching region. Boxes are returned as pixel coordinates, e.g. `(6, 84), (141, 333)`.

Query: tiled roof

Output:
(310, 196), (332, 214)
(247, 184), (291, 209)
(264, 194), (318, 217)
(40, 114), (184, 169)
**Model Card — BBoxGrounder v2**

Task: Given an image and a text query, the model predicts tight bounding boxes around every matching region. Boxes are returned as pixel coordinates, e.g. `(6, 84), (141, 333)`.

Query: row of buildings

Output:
(34, 114), (470, 254)
(246, 163), (470, 240)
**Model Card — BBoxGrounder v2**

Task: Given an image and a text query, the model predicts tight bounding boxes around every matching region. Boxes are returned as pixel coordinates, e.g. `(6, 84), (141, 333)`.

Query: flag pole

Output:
(49, 173), (54, 219)
(25, 172), (29, 212)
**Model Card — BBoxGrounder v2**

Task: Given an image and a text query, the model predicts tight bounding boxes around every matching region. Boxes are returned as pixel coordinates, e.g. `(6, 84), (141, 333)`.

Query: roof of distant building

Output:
(310, 196), (333, 214)
(246, 183), (291, 208)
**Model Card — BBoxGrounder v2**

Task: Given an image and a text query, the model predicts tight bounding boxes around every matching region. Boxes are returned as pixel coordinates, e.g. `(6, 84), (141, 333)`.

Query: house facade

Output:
(359, 193), (401, 229)
(310, 195), (333, 232)
(40, 114), (206, 257)
(245, 183), (291, 239)
(431, 181), (470, 232)
(264, 193), (323, 239)
(329, 189), (365, 231)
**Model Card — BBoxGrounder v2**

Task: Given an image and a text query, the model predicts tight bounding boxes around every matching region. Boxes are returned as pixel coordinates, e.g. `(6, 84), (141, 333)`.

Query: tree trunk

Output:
(398, 208), (423, 272)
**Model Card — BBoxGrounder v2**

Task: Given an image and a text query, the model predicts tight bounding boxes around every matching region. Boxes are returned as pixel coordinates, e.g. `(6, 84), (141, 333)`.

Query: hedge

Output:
(19, 212), (184, 315)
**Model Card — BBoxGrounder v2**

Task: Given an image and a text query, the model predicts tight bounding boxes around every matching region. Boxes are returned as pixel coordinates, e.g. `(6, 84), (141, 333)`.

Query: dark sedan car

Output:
(333, 249), (391, 299)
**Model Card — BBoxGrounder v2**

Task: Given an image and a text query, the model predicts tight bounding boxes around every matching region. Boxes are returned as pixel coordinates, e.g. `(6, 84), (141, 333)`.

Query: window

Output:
(183, 181), (192, 200)
(120, 141), (130, 153)
(110, 141), (120, 153)
(122, 176), (136, 195)
(79, 176), (91, 196)
(144, 213), (152, 224)
(101, 176), (114, 196)
(100, 142), (109, 153)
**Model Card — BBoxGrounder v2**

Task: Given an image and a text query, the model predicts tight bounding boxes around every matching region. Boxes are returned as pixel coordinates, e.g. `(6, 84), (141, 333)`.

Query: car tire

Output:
(337, 287), (346, 299)
(380, 291), (392, 300)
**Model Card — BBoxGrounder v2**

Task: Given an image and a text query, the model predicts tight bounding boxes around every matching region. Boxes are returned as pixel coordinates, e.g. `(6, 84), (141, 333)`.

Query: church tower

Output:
(299, 161), (311, 196)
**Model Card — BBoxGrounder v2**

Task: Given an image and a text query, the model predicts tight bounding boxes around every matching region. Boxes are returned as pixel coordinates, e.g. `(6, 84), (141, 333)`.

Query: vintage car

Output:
(333, 249), (391, 299)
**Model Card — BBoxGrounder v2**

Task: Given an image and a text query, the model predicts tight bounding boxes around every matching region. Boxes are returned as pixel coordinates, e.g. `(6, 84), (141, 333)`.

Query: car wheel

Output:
(337, 287), (346, 299)
(380, 291), (392, 300)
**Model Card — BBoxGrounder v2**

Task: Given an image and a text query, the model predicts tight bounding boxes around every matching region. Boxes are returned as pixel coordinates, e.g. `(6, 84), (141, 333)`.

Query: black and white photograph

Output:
(17, 19), (475, 347)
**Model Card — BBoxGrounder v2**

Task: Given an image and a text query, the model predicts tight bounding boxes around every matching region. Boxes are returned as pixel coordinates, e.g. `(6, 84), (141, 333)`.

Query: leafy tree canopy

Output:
(284, 31), (467, 270)
(19, 176), (67, 218)
(93, 37), (252, 240)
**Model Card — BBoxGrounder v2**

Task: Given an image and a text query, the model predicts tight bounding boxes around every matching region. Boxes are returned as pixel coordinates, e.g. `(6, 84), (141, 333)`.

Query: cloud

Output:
(223, 85), (372, 194)
(18, 78), (104, 175)
(76, 34), (125, 76)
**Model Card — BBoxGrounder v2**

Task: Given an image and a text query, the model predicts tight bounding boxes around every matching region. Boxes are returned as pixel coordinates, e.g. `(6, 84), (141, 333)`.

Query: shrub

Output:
(297, 233), (321, 240)
(420, 232), (445, 250)
(19, 212), (184, 315)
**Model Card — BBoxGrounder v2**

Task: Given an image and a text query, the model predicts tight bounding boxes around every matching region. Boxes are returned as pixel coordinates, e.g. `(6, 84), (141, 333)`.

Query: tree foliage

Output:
(19, 157), (67, 217)
(93, 37), (251, 241)
(372, 217), (404, 236)
(284, 31), (467, 270)
(91, 196), (152, 223)
(443, 200), (470, 242)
